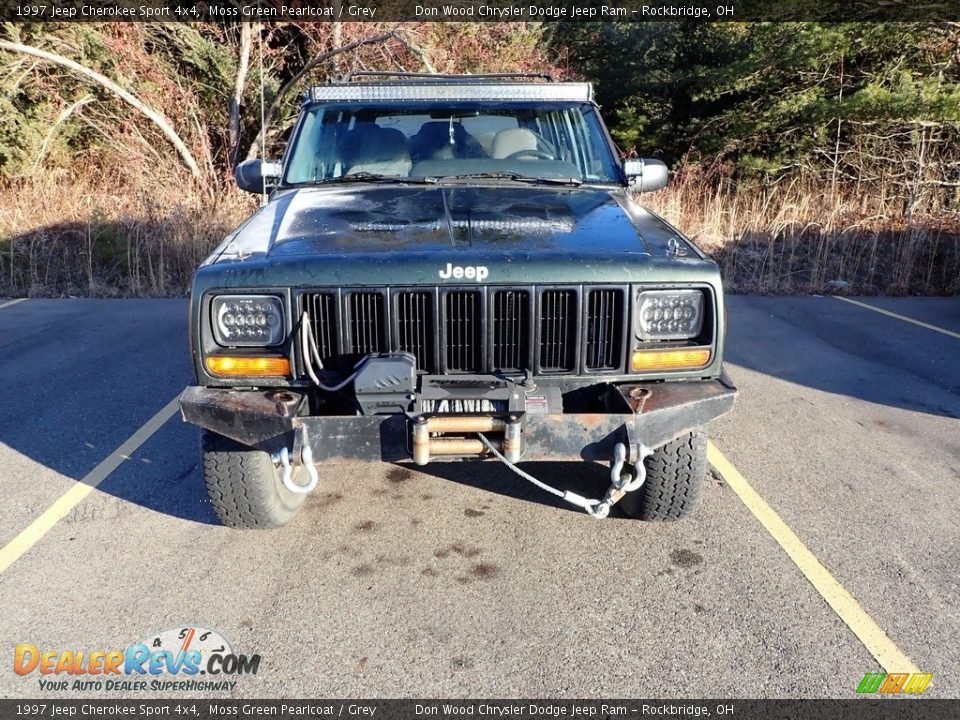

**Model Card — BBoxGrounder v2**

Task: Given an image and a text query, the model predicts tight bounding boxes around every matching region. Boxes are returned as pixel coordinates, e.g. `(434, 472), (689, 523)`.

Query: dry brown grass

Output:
(0, 166), (254, 297)
(645, 167), (960, 296)
(1, 165), (957, 298)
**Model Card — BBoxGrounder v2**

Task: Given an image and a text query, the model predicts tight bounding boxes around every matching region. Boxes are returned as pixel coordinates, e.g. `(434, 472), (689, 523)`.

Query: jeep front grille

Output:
(585, 288), (625, 370)
(304, 292), (338, 364)
(302, 286), (626, 377)
(347, 291), (386, 356)
(539, 289), (578, 372)
(491, 290), (530, 372)
(396, 291), (435, 372)
(444, 290), (483, 373)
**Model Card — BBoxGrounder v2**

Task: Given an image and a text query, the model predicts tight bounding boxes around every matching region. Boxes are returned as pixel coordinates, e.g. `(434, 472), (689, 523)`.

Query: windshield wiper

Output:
(438, 172), (582, 187)
(307, 172), (437, 185)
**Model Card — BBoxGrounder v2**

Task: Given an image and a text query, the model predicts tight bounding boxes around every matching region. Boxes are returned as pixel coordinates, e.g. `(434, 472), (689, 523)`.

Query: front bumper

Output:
(178, 375), (737, 465)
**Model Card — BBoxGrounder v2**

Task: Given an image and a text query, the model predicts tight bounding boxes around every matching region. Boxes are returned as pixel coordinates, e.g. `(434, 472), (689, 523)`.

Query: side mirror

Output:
(624, 158), (669, 193)
(235, 159), (282, 194)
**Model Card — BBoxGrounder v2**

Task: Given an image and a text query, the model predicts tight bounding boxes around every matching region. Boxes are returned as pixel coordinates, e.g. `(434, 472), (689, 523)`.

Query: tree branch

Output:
(395, 30), (437, 74)
(245, 30), (399, 161)
(0, 39), (202, 177)
(32, 94), (92, 171)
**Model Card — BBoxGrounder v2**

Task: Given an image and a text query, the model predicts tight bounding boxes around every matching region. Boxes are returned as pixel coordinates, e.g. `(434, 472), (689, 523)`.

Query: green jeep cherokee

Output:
(179, 73), (737, 528)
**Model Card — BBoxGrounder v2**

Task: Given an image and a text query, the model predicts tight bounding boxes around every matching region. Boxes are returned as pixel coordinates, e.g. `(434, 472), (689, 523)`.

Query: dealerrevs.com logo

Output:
(14, 626), (260, 692)
(856, 672), (933, 695)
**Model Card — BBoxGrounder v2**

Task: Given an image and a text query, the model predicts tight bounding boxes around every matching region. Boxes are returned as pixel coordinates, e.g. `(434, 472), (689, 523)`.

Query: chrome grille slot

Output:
(347, 292), (386, 355)
(585, 288), (624, 370)
(491, 290), (530, 372)
(396, 291), (435, 372)
(539, 289), (577, 372)
(444, 290), (482, 373)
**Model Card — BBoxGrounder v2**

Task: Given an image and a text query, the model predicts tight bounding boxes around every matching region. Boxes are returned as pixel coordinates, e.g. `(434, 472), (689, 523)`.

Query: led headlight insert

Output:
(636, 289), (704, 341)
(212, 295), (284, 347)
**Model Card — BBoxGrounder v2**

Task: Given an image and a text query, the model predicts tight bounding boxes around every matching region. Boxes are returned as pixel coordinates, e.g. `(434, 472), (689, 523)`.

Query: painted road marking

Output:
(708, 441), (920, 675)
(834, 296), (960, 341)
(0, 396), (181, 575)
(0, 298), (27, 310)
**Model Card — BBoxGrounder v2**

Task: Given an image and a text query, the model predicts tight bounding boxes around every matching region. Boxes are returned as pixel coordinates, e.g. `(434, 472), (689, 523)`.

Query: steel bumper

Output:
(178, 374), (737, 465)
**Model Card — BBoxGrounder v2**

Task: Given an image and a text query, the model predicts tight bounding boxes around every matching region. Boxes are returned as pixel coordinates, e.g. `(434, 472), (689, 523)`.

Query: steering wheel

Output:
(505, 149), (554, 161)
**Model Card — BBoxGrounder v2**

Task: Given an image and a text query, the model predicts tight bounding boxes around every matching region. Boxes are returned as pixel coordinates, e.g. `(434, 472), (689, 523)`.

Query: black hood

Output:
(214, 185), (693, 262)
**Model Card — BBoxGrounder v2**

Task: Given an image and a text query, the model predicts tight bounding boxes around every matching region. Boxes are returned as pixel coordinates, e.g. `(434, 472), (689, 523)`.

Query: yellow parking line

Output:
(0, 396), (180, 575)
(708, 441), (920, 675)
(0, 298), (27, 310)
(833, 296), (960, 340)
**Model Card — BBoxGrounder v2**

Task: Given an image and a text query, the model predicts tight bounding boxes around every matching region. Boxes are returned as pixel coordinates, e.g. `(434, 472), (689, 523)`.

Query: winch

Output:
(351, 353), (563, 416)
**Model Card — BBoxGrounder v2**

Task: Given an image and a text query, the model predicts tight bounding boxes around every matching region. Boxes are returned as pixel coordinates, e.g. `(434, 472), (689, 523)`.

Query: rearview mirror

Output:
(623, 158), (669, 193)
(235, 159), (282, 194)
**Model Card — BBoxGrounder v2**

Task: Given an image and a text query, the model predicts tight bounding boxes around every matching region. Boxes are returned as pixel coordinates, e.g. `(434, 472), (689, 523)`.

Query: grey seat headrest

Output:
(491, 128), (539, 159)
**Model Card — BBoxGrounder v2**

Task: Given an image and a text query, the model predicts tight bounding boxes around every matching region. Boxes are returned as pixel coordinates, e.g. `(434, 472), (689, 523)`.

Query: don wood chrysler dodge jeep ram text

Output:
(178, 73), (737, 529)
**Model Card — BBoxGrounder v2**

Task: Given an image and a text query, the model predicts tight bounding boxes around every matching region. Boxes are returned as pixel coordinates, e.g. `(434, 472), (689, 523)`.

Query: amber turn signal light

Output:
(631, 347), (712, 372)
(205, 355), (291, 377)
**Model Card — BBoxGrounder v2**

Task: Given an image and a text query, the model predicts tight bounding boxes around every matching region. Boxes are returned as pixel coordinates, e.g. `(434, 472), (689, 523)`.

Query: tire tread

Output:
(620, 430), (707, 521)
(201, 431), (303, 529)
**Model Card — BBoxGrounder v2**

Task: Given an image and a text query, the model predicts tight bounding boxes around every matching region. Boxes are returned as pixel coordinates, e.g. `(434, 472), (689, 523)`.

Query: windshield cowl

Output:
(292, 172), (589, 189)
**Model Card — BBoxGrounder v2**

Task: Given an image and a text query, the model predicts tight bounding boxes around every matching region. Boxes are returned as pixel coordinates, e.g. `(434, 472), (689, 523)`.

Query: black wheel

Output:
(618, 430), (707, 520)
(201, 430), (306, 529)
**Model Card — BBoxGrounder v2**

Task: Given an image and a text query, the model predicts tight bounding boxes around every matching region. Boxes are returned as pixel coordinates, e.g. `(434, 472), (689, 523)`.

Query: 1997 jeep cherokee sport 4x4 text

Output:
(178, 73), (737, 528)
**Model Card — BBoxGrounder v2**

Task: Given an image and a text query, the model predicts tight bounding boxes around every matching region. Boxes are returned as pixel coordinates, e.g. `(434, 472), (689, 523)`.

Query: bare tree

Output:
(228, 24), (253, 168)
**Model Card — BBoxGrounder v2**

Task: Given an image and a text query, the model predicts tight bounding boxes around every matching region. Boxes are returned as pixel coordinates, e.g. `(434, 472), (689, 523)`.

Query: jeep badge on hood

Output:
(439, 263), (489, 281)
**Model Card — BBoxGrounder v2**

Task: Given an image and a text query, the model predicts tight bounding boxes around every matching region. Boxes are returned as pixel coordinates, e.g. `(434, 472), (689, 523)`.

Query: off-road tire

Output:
(618, 429), (707, 520)
(201, 430), (305, 529)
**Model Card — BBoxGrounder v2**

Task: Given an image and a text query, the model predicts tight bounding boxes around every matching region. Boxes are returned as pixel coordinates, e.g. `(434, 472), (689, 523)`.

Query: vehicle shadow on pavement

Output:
(723, 296), (960, 421)
(95, 420), (221, 525)
(0, 299), (221, 526)
(405, 459), (636, 519)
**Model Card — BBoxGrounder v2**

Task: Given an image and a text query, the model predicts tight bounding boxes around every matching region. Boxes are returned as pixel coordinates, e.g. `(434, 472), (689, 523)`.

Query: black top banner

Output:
(4, 0), (960, 23)
(2, 699), (958, 720)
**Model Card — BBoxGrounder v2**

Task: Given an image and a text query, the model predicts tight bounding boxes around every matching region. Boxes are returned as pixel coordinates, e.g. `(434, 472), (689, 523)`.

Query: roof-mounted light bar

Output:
(307, 82), (593, 103)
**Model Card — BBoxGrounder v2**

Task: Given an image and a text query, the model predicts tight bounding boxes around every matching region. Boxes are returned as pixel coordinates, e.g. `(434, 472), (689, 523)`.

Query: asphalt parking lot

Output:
(0, 295), (957, 698)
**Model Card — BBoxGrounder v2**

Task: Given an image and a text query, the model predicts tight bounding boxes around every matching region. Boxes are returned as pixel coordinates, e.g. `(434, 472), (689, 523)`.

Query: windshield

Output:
(283, 101), (621, 185)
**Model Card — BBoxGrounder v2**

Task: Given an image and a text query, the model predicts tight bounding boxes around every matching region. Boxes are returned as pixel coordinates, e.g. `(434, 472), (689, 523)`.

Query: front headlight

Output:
(636, 289), (704, 341)
(211, 295), (284, 347)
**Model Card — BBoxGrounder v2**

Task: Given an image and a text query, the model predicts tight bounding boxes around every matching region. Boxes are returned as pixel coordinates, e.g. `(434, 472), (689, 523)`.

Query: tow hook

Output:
(585, 442), (650, 519)
(273, 425), (319, 494)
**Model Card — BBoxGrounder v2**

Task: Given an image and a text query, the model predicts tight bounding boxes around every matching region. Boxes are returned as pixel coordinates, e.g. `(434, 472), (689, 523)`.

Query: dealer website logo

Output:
(14, 625), (260, 692)
(856, 672), (932, 695)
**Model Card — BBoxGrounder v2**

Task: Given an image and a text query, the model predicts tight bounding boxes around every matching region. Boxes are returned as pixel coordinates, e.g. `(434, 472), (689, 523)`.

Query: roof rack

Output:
(335, 71), (557, 84)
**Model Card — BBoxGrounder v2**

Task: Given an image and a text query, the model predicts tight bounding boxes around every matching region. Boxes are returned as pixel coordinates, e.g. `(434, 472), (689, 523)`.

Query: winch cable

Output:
(476, 432), (607, 516)
(300, 311), (362, 392)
